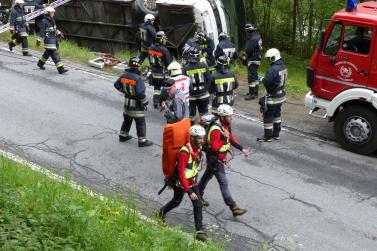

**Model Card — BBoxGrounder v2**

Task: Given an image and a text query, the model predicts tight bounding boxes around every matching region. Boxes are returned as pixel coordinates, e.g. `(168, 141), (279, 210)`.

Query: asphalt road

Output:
(0, 47), (376, 251)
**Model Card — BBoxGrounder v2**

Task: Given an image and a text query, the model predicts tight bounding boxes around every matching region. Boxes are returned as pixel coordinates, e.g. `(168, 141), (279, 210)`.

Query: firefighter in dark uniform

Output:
(209, 55), (239, 113)
(214, 32), (238, 63)
(8, 0), (31, 56)
(196, 31), (215, 69)
(182, 35), (200, 65)
(183, 47), (210, 124)
(114, 56), (153, 147)
(0, 3), (10, 24)
(36, 7), (68, 74)
(257, 48), (287, 142)
(148, 31), (172, 109)
(139, 14), (156, 64)
(243, 23), (262, 101)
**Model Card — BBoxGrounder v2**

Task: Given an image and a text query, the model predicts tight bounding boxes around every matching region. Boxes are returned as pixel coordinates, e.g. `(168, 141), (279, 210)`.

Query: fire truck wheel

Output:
(334, 105), (377, 155)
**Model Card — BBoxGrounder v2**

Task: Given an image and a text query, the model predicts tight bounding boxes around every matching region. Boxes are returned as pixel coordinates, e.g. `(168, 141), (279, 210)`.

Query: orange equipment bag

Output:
(162, 118), (191, 180)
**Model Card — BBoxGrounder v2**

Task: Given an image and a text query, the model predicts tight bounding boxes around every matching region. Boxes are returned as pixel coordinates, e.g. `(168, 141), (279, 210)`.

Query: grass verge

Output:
(231, 53), (310, 97)
(0, 156), (223, 251)
(0, 33), (309, 96)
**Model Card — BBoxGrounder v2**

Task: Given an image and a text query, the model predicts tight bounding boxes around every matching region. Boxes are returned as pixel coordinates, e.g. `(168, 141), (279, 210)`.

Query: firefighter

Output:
(139, 14), (156, 64)
(36, 7), (68, 74)
(196, 31), (215, 68)
(209, 55), (239, 113)
(114, 56), (153, 147)
(182, 34), (201, 65)
(158, 125), (208, 242)
(198, 104), (249, 216)
(214, 32), (238, 63)
(257, 48), (287, 142)
(148, 31), (172, 109)
(8, 0), (31, 56)
(0, 3), (10, 24)
(160, 78), (186, 124)
(182, 47), (210, 124)
(23, 0), (46, 34)
(243, 23), (262, 101)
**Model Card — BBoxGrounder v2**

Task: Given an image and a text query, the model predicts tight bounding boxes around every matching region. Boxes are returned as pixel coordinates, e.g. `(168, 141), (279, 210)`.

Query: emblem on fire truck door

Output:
(335, 61), (358, 82)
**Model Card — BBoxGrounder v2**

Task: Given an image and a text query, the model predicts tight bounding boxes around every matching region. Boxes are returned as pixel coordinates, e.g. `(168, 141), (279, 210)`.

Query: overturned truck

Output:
(54, 0), (245, 54)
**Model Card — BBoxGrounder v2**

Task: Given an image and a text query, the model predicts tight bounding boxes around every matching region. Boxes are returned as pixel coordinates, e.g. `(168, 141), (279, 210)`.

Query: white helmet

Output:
(167, 62), (182, 76)
(189, 125), (206, 137)
(144, 14), (155, 22)
(44, 6), (55, 14)
(217, 104), (234, 117)
(265, 48), (281, 63)
(15, 0), (25, 4)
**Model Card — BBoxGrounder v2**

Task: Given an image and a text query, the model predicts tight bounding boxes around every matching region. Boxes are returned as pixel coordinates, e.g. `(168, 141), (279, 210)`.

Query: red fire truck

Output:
(305, 0), (377, 155)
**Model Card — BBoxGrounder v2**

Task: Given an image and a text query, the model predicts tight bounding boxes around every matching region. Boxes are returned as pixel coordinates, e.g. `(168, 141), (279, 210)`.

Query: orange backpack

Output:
(161, 118), (191, 181)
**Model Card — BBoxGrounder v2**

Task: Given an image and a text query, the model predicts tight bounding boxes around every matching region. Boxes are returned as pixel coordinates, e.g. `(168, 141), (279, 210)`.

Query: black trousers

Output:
(189, 98), (209, 122)
(160, 185), (204, 231)
(10, 34), (28, 52)
(247, 63), (260, 96)
(263, 104), (282, 138)
(152, 78), (164, 106)
(120, 113), (146, 142)
(40, 49), (62, 66)
(139, 50), (149, 63)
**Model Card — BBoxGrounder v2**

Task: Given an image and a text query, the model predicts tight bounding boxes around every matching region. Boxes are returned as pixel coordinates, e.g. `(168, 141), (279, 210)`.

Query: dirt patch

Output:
(234, 74), (335, 141)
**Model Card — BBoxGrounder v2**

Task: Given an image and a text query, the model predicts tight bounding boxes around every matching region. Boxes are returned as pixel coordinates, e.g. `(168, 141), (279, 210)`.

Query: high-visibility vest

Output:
(180, 144), (200, 179)
(207, 123), (231, 153)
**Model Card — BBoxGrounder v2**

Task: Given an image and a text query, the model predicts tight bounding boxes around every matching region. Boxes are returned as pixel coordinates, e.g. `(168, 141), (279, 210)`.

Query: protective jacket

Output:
(244, 31), (262, 64)
(178, 142), (202, 194)
(215, 39), (238, 62)
(262, 59), (287, 105)
(114, 68), (148, 117)
(209, 67), (239, 108)
(10, 5), (28, 37)
(207, 120), (243, 161)
(148, 42), (172, 80)
(183, 59), (210, 100)
(38, 15), (61, 50)
(199, 36), (215, 66)
(139, 22), (156, 50)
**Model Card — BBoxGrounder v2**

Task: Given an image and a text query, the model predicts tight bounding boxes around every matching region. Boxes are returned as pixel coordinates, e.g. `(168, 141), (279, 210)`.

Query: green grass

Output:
(0, 156), (224, 251)
(231, 53), (310, 97)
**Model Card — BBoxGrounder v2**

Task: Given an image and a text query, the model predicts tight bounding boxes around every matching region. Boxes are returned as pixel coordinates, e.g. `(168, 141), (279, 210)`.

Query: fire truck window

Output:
(342, 25), (372, 55)
(324, 23), (342, 56)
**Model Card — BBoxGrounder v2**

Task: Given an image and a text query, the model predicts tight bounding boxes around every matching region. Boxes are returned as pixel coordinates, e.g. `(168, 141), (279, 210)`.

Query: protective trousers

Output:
(9, 35), (29, 55)
(120, 113), (147, 143)
(159, 185), (204, 231)
(152, 78), (164, 107)
(198, 157), (236, 208)
(38, 49), (65, 72)
(247, 63), (259, 97)
(263, 104), (282, 138)
(189, 98), (209, 123)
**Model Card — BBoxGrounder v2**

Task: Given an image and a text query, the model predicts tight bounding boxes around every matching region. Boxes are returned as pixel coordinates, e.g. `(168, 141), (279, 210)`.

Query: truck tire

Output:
(334, 105), (377, 155)
(134, 0), (158, 16)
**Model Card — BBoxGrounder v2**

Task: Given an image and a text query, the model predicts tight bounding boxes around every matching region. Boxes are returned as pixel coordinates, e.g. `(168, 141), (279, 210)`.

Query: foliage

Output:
(244, 0), (351, 57)
(0, 157), (223, 251)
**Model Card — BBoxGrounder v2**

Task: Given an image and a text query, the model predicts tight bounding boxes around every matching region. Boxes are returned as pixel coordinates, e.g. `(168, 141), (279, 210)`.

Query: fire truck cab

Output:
(305, 0), (377, 155)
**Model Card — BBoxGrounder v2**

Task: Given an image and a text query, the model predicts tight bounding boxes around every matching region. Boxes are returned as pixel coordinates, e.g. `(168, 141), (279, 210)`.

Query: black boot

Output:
(244, 93), (256, 100)
(37, 60), (45, 70)
(196, 231), (208, 242)
(23, 52), (32, 57)
(119, 135), (132, 142)
(257, 136), (272, 142)
(8, 42), (14, 52)
(138, 140), (153, 147)
(57, 66), (68, 74)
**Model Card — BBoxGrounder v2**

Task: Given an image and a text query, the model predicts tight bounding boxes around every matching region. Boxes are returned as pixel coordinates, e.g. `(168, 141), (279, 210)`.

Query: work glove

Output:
(36, 40), (41, 47)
